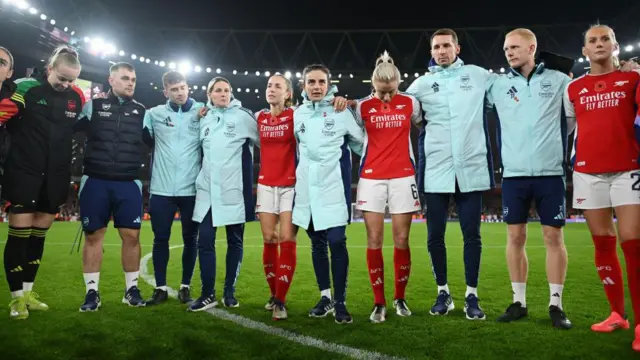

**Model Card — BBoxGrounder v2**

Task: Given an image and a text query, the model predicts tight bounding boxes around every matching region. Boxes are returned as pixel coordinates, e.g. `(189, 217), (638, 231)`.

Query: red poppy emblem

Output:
(269, 116), (278, 125)
(594, 81), (607, 92)
(381, 103), (391, 113)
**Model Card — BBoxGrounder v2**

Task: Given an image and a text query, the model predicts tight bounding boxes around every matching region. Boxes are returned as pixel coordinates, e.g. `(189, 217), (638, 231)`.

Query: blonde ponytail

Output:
(371, 50), (401, 83)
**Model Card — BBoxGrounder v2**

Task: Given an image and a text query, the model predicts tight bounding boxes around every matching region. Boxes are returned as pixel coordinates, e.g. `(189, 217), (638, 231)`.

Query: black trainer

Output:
(79, 290), (101, 312)
(178, 287), (193, 304)
(497, 302), (528, 322)
(334, 302), (353, 324)
(549, 305), (572, 329)
(146, 289), (169, 306)
(308, 296), (334, 318)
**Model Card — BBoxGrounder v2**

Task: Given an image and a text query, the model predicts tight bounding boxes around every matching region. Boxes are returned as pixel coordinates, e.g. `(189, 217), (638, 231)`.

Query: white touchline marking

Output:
(140, 245), (406, 360)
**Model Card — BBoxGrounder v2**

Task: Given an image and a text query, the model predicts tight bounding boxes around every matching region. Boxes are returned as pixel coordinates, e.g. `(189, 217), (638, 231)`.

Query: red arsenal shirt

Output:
(256, 107), (296, 186)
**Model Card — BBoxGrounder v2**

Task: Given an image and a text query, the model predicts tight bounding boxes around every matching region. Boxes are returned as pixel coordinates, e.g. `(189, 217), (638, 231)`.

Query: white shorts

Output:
(572, 170), (640, 209)
(256, 184), (294, 214)
(355, 176), (421, 214)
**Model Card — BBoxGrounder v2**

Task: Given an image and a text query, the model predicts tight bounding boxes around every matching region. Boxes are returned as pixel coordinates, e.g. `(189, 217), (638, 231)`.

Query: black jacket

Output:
(2, 72), (85, 206)
(76, 91), (147, 181)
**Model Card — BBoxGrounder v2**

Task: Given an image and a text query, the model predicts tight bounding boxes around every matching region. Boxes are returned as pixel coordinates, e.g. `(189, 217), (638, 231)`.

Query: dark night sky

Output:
(39, 0), (637, 30)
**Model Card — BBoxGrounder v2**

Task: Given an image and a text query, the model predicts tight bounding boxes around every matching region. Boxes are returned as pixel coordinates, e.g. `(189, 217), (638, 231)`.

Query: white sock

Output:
(125, 271), (139, 291)
(180, 284), (190, 289)
(11, 290), (24, 299)
(465, 286), (477, 298)
(156, 285), (167, 291)
(84, 272), (100, 293)
(437, 284), (450, 295)
(512, 282), (526, 307)
(23, 282), (34, 292)
(321, 289), (332, 300)
(549, 283), (564, 309)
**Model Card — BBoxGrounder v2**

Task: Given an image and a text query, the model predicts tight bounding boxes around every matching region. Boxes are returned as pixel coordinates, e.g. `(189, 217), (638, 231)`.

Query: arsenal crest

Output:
(67, 100), (76, 111)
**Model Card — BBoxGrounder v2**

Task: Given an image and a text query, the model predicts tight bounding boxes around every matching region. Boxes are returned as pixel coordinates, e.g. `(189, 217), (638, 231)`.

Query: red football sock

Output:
(367, 248), (385, 305)
(622, 239), (640, 326)
(394, 247), (411, 300)
(593, 235), (625, 315)
(275, 241), (296, 303)
(263, 242), (278, 296)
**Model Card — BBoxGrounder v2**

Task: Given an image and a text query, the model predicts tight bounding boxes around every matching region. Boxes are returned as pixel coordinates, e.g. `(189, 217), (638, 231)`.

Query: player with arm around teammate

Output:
(142, 70), (203, 306)
(294, 64), (364, 324)
(487, 28), (573, 329)
(188, 77), (258, 312)
(355, 52), (423, 323)
(564, 24), (640, 351)
(2, 46), (84, 319)
(406, 28), (495, 320)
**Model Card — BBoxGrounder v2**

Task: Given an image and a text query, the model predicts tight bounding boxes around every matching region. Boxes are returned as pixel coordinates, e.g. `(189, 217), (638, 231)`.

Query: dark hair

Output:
(207, 76), (232, 95)
(0, 46), (14, 70)
(269, 74), (294, 107)
(301, 64), (331, 92)
(49, 45), (80, 69)
(430, 28), (459, 47)
(162, 70), (186, 88)
(110, 62), (135, 74)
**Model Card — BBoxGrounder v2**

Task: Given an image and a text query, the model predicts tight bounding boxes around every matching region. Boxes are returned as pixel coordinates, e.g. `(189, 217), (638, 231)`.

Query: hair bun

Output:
(375, 50), (394, 66)
(56, 46), (79, 59)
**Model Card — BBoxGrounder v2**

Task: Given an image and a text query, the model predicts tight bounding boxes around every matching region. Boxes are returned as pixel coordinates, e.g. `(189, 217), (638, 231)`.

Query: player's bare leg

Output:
(584, 208), (629, 333)
(364, 211), (386, 323)
(5, 212), (35, 319)
(614, 204), (640, 351)
(119, 228), (145, 307)
(543, 225), (571, 329)
(272, 211), (297, 320)
(259, 212), (279, 310)
(498, 224), (529, 322)
(80, 227), (106, 312)
(391, 213), (412, 317)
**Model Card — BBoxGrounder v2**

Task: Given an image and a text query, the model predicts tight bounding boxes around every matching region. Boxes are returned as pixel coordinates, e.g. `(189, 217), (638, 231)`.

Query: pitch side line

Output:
(140, 245), (406, 360)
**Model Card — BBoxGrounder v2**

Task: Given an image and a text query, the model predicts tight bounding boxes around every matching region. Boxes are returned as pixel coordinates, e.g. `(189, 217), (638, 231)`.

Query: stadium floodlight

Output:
(145, 58), (150, 63)
(131, 54), (137, 60)
(578, 57), (584, 63)
(195, 66), (202, 72)
(489, 69), (493, 73)
(159, 61), (166, 67)
(404, 73), (408, 78)
(178, 61), (191, 74)
(216, 68), (221, 74)
(201, 86), (206, 90)
(15, 1), (28, 10)
(338, 73), (342, 78)
(500, 67), (505, 73)
(168, 62), (176, 69)
(625, 45), (633, 52)
(245, 88), (250, 93)
(255, 71), (260, 76)
(264, 71), (271, 77)
(90, 38), (105, 53)
(205, 67), (211, 73)
(64, 27), (68, 32)
(255, 89), (259, 93)
(244, 71), (248, 75)
(193, 85), (198, 90)
(284, 71), (292, 79)
(49, 19), (55, 25)
(104, 43), (116, 55)
(233, 70), (237, 75)
(83, 36), (90, 43)
(295, 72), (301, 78)
(154, 60), (158, 65)
(349, 73), (353, 78)
(28, 7), (38, 15)
(70, 31), (75, 36)
(40, 14), (47, 20)
(414, 72), (419, 77)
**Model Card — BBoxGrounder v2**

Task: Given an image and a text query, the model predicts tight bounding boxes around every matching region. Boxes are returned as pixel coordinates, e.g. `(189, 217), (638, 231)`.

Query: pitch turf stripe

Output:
(140, 245), (406, 360)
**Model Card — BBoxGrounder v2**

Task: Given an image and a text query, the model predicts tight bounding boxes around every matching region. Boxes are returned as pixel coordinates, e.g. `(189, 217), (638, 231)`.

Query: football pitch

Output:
(0, 221), (636, 360)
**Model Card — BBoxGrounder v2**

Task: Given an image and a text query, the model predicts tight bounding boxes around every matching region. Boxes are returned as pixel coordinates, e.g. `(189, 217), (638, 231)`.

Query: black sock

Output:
(3, 226), (30, 292)
(23, 227), (48, 284)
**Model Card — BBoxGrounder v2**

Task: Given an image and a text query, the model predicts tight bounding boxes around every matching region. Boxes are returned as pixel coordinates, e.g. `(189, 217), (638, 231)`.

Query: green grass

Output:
(0, 221), (637, 359)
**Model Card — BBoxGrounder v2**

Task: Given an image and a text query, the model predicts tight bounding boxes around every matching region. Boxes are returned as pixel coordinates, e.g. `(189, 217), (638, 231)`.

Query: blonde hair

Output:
(48, 45), (80, 69)
(371, 51), (401, 83)
(506, 28), (537, 48)
(584, 24), (620, 68)
(269, 74), (294, 107)
(207, 76), (232, 95)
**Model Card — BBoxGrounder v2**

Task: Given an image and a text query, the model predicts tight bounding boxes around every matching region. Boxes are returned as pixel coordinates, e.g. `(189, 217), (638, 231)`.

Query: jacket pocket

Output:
(219, 165), (243, 205)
